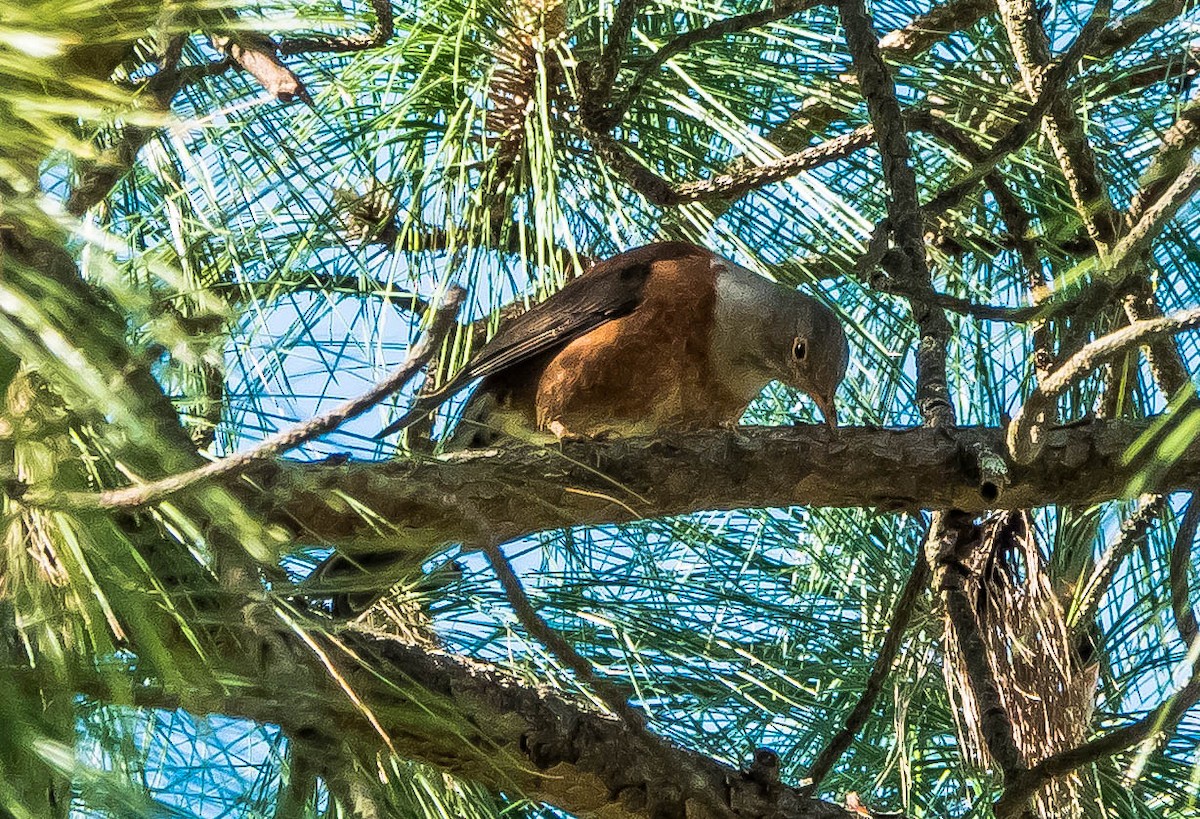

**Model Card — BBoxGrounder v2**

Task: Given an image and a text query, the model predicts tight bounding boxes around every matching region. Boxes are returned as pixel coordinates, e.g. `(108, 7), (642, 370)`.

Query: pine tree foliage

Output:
(1, 0), (1199, 817)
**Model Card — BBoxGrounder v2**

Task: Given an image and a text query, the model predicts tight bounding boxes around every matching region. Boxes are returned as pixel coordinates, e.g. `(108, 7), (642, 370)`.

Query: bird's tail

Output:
(375, 375), (468, 440)
(374, 399), (441, 440)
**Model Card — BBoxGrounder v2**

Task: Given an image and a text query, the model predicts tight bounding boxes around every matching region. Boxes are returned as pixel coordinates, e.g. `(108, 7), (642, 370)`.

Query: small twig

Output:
(594, 0), (824, 130)
(190, 277), (435, 315)
(278, 0), (395, 55)
(1007, 306), (1200, 464)
(1110, 158), (1200, 270)
(481, 542), (646, 730)
(1126, 100), (1200, 225)
(673, 124), (876, 203)
(803, 552), (930, 792)
(1169, 492), (1200, 651)
(1070, 496), (1162, 636)
(25, 288), (466, 511)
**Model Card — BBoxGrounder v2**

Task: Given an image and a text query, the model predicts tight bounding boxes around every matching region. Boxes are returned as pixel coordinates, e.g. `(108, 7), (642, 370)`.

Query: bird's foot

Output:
(717, 419), (754, 444)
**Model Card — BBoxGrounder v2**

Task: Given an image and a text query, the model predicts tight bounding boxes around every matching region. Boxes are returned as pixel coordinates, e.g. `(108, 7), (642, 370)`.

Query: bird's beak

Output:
(814, 393), (838, 430)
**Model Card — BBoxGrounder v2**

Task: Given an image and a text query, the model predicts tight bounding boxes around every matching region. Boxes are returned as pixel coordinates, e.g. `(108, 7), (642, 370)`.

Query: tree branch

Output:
(1070, 495), (1161, 635)
(1095, 0), (1189, 56)
(1008, 306), (1200, 463)
(68, 38), (187, 216)
(840, 0), (952, 427)
(482, 540), (647, 729)
(997, 0), (1117, 250)
(930, 511), (1027, 779)
(590, 6), (1188, 222)
(85, 626), (860, 819)
(579, 0), (645, 127)
(1127, 98), (1200, 228)
(277, 0), (396, 55)
(210, 30), (312, 104)
(223, 420), (1200, 561)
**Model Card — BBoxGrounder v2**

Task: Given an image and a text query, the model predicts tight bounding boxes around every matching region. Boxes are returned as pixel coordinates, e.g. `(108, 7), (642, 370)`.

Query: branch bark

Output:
(212, 420), (1200, 560)
(840, 0), (953, 427)
(85, 627), (859, 819)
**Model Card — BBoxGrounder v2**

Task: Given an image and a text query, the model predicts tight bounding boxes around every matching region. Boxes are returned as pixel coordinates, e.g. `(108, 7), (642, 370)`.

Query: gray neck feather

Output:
(708, 259), (787, 401)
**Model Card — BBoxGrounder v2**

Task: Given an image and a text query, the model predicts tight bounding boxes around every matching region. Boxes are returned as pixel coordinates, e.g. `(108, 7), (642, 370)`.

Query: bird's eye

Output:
(792, 337), (808, 361)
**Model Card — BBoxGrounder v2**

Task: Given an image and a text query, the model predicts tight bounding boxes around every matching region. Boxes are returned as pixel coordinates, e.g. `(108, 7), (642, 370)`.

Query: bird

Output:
(377, 241), (849, 448)
(313, 242), (850, 615)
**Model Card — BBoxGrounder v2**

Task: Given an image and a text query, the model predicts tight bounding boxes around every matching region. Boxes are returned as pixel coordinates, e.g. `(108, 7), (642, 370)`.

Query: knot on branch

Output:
(1006, 395), (1054, 466)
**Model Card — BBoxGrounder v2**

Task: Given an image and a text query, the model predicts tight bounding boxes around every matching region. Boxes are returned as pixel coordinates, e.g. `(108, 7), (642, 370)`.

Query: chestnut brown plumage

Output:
(377, 242), (849, 447)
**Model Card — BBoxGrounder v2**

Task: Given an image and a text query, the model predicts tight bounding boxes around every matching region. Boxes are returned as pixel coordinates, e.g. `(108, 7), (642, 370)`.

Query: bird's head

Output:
(709, 258), (850, 428)
(767, 291), (849, 429)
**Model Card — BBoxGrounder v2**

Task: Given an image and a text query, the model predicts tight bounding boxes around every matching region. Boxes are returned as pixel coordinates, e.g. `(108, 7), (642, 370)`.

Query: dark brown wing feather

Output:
(376, 243), (703, 439)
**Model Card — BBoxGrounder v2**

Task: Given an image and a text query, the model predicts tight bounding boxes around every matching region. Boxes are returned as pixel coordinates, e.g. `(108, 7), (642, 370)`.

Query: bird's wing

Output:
(377, 245), (698, 439)
(451, 253), (653, 386)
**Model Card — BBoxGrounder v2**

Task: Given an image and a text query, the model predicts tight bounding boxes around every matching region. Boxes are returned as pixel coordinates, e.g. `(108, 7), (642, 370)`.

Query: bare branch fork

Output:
(1007, 306), (1200, 464)
(24, 287), (467, 511)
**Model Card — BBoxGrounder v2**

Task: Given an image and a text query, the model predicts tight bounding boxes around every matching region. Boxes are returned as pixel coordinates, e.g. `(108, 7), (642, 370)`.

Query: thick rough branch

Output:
(840, 0), (952, 427)
(233, 420), (1200, 557)
(100, 628), (857, 819)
